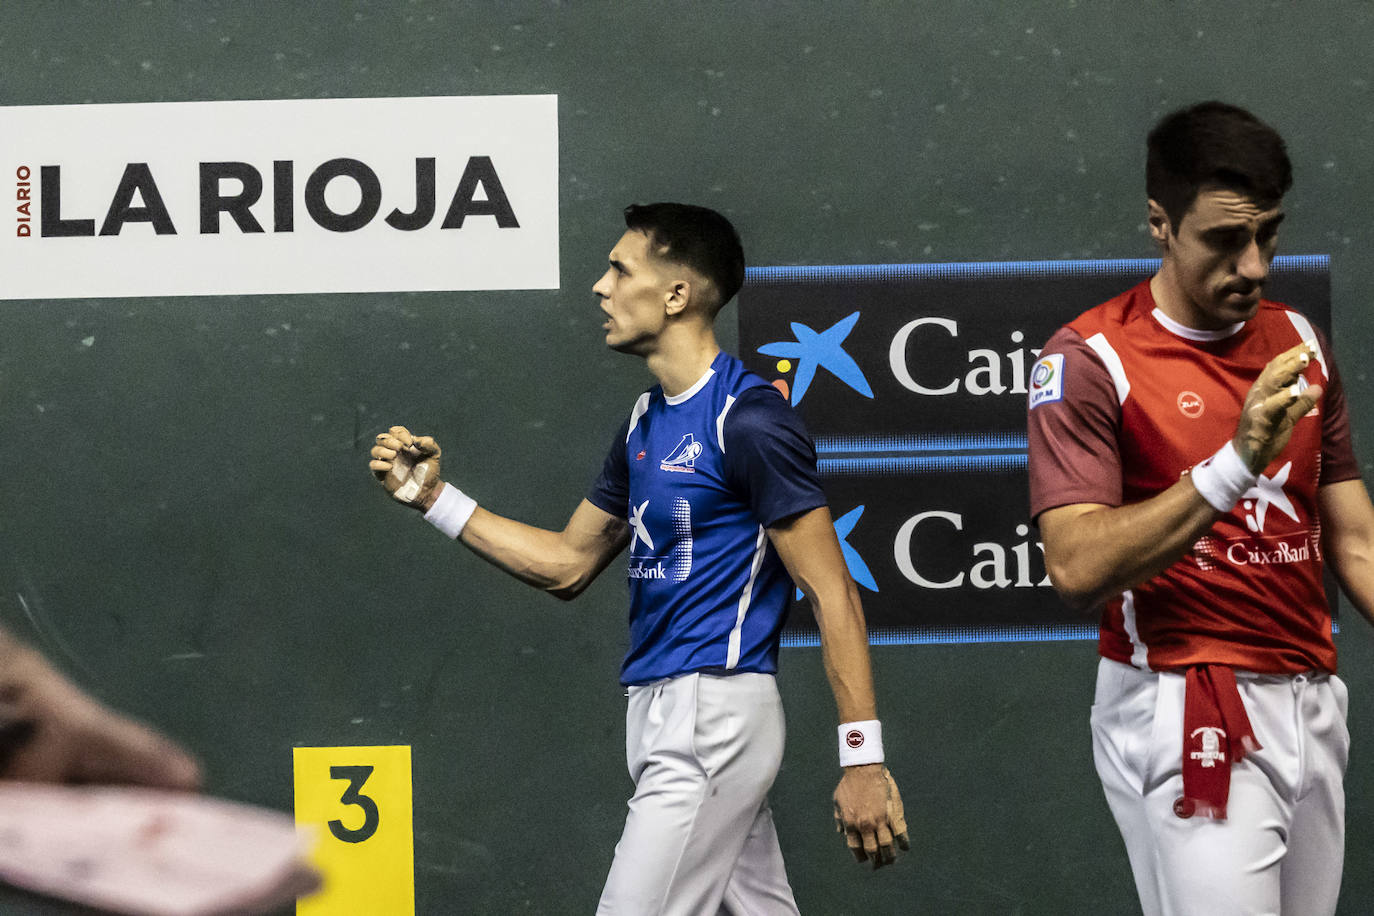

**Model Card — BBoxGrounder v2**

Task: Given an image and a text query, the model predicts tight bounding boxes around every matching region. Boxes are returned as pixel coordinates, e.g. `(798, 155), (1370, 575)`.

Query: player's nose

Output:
(592, 268), (613, 298)
(1236, 238), (1269, 283)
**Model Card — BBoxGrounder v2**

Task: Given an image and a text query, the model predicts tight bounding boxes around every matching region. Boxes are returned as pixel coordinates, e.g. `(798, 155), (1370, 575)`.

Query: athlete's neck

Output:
(646, 326), (721, 398)
(1149, 269), (1242, 333)
(1149, 271), (1196, 329)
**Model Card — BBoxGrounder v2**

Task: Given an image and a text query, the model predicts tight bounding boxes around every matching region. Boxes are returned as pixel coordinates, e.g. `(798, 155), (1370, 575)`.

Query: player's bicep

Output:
(766, 506), (851, 606)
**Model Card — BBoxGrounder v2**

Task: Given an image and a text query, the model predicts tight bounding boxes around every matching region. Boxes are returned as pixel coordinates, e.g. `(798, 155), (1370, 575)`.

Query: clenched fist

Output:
(370, 425), (444, 511)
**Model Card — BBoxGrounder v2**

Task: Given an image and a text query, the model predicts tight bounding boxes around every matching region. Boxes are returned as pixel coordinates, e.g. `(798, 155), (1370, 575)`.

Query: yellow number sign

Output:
(294, 745), (415, 914)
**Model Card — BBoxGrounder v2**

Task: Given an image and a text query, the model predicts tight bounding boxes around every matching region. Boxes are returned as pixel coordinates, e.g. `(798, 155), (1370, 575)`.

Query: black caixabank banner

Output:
(738, 256), (1331, 646)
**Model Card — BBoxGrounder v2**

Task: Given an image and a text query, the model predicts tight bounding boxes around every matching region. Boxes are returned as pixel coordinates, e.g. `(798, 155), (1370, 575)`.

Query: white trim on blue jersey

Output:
(590, 352), (825, 686)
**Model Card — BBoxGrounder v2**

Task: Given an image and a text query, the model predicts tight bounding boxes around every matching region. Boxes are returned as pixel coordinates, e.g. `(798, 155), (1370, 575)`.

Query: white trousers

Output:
(1091, 657), (1349, 916)
(596, 672), (800, 916)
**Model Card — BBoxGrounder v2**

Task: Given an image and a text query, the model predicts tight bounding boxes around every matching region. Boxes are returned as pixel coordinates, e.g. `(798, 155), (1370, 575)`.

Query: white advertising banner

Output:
(0, 95), (559, 299)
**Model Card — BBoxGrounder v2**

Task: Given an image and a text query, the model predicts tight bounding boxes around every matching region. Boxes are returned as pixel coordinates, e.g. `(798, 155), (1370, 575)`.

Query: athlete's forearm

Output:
(456, 496), (630, 601)
(461, 509), (586, 595)
(1329, 547), (1374, 628)
(1318, 479), (1374, 627)
(767, 508), (879, 721)
(1040, 476), (1221, 611)
(810, 581), (879, 723)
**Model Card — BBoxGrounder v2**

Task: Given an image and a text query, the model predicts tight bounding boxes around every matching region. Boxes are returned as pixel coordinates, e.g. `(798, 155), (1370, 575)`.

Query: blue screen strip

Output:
(782, 618), (1340, 648)
(815, 432), (1028, 475)
(781, 623), (1100, 647)
(746, 254), (1327, 285)
(819, 454), (1026, 474)
(816, 432), (1028, 453)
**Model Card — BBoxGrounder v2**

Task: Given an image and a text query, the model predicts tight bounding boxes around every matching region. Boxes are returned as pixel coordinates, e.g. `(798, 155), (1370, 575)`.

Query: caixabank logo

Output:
(739, 258), (1332, 645)
(1, 95), (558, 298)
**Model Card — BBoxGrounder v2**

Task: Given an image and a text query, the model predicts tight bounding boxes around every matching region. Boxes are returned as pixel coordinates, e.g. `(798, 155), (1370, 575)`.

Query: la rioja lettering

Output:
(37, 156), (519, 237)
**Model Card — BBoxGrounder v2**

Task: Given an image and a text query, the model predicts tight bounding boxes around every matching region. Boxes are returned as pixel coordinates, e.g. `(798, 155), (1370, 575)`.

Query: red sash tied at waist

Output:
(1174, 664), (1262, 820)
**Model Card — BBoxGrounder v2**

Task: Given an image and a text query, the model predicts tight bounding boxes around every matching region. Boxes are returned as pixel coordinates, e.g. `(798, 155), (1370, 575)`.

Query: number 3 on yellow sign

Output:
(294, 745), (415, 914)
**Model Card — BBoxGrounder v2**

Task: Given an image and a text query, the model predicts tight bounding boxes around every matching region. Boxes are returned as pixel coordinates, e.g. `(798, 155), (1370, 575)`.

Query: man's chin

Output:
(605, 336), (643, 356)
(1216, 293), (1262, 322)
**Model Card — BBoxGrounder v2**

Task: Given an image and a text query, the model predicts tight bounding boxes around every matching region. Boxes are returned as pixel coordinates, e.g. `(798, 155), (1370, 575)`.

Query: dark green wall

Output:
(2, 2), (1373, 913)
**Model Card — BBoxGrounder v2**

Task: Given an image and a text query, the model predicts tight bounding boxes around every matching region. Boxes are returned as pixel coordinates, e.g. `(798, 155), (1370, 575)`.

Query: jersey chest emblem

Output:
(1176, 391), (1204, 418)
(1241, 462), (1299, 533)
(660, 433), (703, 473)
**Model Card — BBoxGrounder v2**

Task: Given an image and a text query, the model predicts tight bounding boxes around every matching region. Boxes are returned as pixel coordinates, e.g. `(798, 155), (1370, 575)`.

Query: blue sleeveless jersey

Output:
(588, 352), (827, 686)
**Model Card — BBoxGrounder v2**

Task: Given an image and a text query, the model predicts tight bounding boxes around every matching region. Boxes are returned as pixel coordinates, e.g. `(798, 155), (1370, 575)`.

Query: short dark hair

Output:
(623, 202), (745, 313)
(1146, 101), (1292, 228)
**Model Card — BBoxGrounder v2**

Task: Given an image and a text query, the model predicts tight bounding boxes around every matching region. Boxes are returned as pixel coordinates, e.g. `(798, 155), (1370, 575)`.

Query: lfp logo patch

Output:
(1028, 354), (1064, 410)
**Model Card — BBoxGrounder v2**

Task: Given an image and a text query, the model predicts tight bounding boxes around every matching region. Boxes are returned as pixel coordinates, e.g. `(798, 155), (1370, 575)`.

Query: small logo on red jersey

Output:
(1028, 354), (1064, 410)
(1177, 391), (1204, 418)
(845, 730), (865, 749)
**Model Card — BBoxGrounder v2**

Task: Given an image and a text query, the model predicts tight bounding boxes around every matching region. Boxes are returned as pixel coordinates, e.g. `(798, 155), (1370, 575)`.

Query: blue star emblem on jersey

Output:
(757, 311), (874, 405)
(796, 504), (878, 599)
(660, 433), (703, 473)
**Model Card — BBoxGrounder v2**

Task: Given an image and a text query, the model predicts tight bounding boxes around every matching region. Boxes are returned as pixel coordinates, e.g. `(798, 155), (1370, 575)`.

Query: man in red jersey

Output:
(1028, 101), (1374, 916)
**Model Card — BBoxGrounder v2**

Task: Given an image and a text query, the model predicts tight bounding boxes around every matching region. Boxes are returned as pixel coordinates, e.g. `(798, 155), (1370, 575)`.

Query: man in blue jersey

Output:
(369, 203), (906, 914)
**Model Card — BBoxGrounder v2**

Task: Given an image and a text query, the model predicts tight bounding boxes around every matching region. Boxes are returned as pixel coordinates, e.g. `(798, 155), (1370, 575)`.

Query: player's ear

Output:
(1147, 199), (1172, 249)
(664, 280), (691, 316)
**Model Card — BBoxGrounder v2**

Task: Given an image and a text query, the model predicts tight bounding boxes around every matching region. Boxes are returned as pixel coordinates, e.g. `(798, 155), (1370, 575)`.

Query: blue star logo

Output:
(796, 505), (878, 599)
(758, 311), (874, 405)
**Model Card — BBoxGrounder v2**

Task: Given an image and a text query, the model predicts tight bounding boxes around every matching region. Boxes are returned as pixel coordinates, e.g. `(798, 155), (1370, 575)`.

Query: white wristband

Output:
(1189, 441), (1257, 513)
(423, 484), (478, 539)
(838, 720), (884, 767)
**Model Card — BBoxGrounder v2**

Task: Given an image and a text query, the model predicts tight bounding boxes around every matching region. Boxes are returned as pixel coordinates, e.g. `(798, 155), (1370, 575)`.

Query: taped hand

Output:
(370, 425), (443, 510)
(833, 764), (910, 869)
(1233, 340), (1324, 473)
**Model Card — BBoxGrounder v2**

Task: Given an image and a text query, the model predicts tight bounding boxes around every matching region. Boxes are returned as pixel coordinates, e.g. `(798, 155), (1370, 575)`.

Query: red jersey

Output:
(1027, 280), (1360, 674)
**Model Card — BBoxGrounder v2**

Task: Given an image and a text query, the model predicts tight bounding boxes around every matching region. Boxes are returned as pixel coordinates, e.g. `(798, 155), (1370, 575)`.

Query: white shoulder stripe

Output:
(625, 393), (651, 442)
(1284, 311), (1329, 381)
(715, 395), (737, 453)
(1084, 332), (1131, 405)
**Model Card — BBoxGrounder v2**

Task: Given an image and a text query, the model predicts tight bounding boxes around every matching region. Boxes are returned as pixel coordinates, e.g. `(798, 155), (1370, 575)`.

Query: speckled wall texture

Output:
(2, 2), (1372, 913)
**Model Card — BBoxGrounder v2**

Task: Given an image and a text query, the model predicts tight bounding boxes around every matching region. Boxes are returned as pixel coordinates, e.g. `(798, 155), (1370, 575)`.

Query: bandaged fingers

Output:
(1235, 341), (1322, 471)
(833, 765), (907, 869)
(1256, 381), (1323, 427)
(1269, 339), (1315, 381)
(884, 766), (911, 852)
(370, 426), (411, 470)
(838, 815), (897, 870)
(410, 435), (441, 459)
(369, 425), (443, 508)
